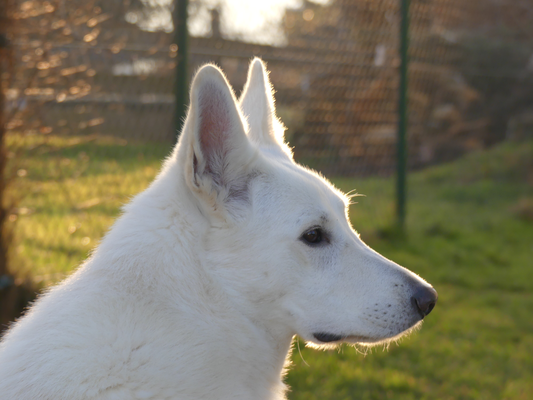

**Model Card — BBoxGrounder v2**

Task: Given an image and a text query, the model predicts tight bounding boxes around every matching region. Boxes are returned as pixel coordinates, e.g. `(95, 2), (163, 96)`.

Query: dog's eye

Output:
(302, 228), (323, 244)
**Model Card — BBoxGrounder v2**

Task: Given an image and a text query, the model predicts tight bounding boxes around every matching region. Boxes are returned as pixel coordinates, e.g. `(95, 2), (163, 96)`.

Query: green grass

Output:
(9, 134), (533, 399)
(9, 134), (171, 282)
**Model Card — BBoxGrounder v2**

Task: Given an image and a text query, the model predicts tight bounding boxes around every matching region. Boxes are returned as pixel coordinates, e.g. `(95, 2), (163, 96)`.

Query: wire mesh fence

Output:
(2, 0), (533, 286)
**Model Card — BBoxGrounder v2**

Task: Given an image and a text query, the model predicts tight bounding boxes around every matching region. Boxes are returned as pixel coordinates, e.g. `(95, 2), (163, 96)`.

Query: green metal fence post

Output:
(173, 0), (189, 140)
(397, 0), (410, 230)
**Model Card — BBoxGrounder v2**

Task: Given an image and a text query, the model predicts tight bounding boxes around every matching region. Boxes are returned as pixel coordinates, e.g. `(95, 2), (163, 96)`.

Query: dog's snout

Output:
(411, 286), (438, 319)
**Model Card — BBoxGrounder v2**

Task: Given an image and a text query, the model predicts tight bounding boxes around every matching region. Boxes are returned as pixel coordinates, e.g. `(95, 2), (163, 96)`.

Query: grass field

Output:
(8, 134), (533, 399)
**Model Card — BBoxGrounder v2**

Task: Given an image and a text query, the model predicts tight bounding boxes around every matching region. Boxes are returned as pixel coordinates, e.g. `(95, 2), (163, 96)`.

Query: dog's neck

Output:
(92, 171), (295, 399)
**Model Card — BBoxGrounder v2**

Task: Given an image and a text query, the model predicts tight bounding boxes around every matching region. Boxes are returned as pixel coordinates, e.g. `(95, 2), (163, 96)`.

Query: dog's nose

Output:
(411, 286), (438, 318)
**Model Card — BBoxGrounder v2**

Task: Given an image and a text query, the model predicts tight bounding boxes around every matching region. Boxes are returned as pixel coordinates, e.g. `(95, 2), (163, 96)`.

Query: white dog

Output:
(0, 59), (437, 399)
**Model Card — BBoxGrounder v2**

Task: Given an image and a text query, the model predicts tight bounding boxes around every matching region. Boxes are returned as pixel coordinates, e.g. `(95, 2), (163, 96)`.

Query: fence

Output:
(2, 0), (533, 286)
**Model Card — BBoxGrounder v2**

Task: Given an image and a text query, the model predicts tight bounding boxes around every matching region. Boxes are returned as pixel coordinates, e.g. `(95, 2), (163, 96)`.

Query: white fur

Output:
(0, 59), (436, 399)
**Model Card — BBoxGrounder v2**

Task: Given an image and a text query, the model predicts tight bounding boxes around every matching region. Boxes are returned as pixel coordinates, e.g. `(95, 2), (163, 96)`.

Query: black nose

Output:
(411, 286), (438, 319)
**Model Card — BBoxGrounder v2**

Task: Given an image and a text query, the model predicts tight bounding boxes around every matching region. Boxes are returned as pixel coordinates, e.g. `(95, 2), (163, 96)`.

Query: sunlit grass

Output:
(8, 134), (533, 399)
(9, 134), (170, 282)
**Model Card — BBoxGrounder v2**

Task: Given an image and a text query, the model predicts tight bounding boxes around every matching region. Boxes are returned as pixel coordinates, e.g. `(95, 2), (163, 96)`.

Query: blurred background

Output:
(0, 0), (532, 399)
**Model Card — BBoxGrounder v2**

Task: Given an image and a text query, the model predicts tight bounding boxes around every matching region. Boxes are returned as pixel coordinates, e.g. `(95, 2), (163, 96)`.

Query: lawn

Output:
(8, 134), (533, 399)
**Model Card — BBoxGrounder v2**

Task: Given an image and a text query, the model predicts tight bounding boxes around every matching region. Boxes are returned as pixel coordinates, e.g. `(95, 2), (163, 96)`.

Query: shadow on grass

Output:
(0, 279), (40, 337)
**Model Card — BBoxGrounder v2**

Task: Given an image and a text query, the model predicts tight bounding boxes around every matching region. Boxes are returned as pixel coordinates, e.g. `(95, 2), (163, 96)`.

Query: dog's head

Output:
(174, 59), (436, 347)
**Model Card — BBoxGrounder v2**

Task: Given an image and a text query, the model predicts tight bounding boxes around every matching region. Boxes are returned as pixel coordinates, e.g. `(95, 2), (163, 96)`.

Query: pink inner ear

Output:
(198, 82), (232, 164)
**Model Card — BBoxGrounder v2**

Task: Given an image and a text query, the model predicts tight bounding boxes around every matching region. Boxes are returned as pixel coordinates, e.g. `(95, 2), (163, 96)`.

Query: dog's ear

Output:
(183, 64), (256, 220)
(239, 58), (292, 157)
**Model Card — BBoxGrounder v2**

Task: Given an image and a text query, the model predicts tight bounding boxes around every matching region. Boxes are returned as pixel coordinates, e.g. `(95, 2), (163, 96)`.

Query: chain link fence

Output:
(2, 0), (533, 287)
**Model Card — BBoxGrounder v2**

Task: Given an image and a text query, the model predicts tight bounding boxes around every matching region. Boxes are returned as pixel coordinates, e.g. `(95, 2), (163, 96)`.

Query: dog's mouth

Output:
(312, 332), (373, 344)
(312, 319), (424, 345)
(312, 332), (343, 343)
